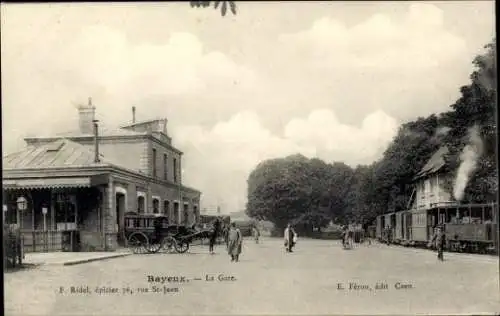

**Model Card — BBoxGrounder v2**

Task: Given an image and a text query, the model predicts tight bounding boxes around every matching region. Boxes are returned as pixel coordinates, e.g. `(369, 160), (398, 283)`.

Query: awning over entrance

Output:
(3, 177), (92, 190)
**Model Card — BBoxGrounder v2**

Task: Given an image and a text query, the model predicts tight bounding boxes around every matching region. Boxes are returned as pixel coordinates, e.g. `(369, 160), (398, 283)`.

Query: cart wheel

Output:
(128, 232), (148, 254)
(146, 242), (162, 254)
(161, 236), (176, 253)
(174, 240), (190, 253)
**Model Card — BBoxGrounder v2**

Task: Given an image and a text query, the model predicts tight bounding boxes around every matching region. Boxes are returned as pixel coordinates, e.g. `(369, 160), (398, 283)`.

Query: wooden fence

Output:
(22, 230), (63, 253)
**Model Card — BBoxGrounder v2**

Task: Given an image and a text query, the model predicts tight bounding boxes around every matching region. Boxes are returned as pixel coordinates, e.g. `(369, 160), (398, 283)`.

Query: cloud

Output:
(279, 3), (466, 70)
(174, 109), (397, 212)
(1, 23), (257, 152)
(269, 3), (477, 126)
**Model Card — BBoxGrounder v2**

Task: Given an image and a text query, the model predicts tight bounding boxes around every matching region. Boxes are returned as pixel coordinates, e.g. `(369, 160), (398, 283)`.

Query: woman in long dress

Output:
(227, 222), (243, 262)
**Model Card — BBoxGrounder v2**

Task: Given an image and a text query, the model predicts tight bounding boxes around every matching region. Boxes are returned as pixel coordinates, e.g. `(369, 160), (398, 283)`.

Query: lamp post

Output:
(3, 204), (7, 225)
(42, 206), (48, 231)
(16, 196), (27, 229)
(16, 196), (27, 261)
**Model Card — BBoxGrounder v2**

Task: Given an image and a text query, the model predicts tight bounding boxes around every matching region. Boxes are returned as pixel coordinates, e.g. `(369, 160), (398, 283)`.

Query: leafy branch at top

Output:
(190, 1), (237, 17)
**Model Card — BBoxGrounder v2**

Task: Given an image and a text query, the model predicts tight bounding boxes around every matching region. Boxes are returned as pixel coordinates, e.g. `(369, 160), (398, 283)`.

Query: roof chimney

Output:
(93, 119), (100, 163)
(132, 106), (136, 123)
(78, 97), (96, 134)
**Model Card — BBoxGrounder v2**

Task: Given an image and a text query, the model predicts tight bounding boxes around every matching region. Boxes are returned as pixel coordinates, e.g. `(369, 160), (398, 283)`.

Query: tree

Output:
(441, 39), (497, 203)
(246, 155), (311, 231)
(190, 1), (237, 16)
(362, 114), (442, 217)
(246, 155), (356, 233)
(344, 164), (379, 225)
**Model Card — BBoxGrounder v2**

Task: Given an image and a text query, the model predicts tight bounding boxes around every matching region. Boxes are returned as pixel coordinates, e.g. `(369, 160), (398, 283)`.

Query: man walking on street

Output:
(431, 224), (446, 261)
(227, 222), (243, 262)
(209, 218), (221, 254)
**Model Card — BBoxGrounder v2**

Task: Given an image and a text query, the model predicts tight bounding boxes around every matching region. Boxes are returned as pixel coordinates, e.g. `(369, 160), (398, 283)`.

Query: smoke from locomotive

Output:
(453, 125), (483, 201)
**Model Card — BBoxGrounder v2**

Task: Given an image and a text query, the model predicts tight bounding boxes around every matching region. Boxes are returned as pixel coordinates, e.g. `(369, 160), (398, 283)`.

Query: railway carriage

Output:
(374, 146), (498, 254)
(375, 202), (498, 254)
(410, 209), (429, 247)
(394, 210), (412, 245)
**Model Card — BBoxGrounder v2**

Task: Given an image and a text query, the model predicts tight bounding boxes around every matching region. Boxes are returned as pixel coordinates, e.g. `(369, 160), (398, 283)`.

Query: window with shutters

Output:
(153, 199), (160, 214)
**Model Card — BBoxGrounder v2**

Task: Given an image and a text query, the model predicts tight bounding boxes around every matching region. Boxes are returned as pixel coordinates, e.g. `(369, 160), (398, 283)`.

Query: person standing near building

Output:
(341, 225), (348, 248)
(430, 224), (446, 261)
(227, 222), (243, 262)
(209, 218), (221, 254)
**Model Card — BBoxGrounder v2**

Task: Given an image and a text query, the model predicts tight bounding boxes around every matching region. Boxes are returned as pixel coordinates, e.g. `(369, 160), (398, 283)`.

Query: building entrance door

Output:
(116, 193), (125, 246)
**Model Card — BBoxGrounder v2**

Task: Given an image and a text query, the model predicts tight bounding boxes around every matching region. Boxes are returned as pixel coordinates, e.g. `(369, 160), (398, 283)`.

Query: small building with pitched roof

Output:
(2, 99), (201, 253)
(410, 146), (455, 211)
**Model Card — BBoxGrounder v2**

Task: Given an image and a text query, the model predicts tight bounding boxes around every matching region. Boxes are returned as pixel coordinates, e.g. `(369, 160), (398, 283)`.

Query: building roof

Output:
(58, 126), (147, 137)
(3, 138), (113, 170)
(23, 128), (147, 142)
(3, 138), (201, 194)
(120, 118), (167, 129)
(413, 146), (449, 180)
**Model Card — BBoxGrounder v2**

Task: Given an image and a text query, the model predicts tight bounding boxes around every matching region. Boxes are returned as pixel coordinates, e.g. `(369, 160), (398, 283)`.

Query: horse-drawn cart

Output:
(124, 212), (213, 254)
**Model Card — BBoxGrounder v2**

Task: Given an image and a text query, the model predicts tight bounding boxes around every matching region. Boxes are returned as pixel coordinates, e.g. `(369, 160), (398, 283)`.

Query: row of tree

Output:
(246, 39), (497, 234)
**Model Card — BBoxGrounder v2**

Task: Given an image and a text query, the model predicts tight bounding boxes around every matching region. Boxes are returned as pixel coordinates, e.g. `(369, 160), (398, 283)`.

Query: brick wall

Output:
(76, 139), (146, 173)
(140, 140), (150, 175)
(150, 141), (182, 184)
(80, 232), (103, 251)
(127, 183), (138, 213)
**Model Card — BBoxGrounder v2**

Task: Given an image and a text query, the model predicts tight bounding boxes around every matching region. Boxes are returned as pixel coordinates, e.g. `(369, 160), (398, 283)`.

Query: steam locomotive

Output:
(375, 202), (498, 254)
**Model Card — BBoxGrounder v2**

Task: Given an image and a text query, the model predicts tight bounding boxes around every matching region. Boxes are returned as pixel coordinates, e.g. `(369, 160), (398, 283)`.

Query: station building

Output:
(2, 99), (201, 253)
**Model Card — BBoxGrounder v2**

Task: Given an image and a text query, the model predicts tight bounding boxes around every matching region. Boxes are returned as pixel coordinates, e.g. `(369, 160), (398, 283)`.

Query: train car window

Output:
(125, 218), (134, 228)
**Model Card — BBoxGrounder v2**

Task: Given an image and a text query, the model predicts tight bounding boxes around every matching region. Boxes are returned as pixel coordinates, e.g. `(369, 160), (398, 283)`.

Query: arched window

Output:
(153, 199), (160, 214)
(173, 202), (179, 224)
(193, 205), (198, 223)
(137, 196), (145, 213)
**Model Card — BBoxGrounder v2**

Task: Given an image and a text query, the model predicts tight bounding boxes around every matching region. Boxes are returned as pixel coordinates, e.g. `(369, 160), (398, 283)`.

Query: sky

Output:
(1, 1), (495, 213)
